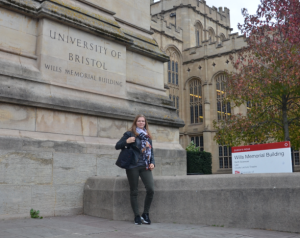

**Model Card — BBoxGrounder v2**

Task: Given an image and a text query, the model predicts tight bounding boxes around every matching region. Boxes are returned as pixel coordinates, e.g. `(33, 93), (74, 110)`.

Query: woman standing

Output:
(115, 115), (155, 225)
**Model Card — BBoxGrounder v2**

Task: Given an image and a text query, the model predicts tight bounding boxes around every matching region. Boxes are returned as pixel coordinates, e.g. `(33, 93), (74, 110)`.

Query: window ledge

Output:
(216, 169), (232, 174)
(188, 123), (204, 126)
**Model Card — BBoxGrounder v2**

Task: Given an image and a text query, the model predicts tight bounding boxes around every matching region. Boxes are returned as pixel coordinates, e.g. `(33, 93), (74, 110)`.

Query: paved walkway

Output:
(0, 215), (299, 238)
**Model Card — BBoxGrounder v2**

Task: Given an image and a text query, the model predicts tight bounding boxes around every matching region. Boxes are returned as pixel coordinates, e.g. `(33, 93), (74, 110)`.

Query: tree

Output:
(213, 0), (300, 149)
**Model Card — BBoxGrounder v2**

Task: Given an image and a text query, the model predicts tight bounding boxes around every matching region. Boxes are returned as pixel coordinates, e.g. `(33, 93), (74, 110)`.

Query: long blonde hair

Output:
(129, 114), (152, 139)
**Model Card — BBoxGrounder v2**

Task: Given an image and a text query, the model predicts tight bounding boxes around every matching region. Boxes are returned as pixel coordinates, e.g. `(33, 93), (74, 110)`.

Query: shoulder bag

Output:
(116, 146), (133, 169)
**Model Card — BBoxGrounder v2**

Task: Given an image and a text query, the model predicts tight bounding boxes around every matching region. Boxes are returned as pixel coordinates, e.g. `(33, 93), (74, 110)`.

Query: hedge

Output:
(187, 151), (212, 174)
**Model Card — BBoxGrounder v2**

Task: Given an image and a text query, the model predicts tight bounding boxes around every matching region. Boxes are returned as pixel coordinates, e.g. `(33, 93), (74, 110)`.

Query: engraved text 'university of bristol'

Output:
(45, 30), (123, 87)
(49, 30), (122, 71)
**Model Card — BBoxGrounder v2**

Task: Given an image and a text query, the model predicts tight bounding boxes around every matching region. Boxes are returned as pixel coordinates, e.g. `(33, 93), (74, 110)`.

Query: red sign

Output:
(232, 141), (290, 153)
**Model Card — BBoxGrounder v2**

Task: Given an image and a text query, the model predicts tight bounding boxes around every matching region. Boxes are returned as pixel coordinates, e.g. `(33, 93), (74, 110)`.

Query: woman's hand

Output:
(149, 163), (155, 171)
(126, 137), (136, 144)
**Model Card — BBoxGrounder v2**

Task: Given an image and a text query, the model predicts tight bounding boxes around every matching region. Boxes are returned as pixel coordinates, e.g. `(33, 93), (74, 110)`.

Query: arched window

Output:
(208, 28), (215, 42)
(216, 74), (231, 120)
(195, 22), (203, 46)
(167, 54), (179, 86)
(220, 33), (226, 42)
(166, 48), (180, 116)
(190, 79), (203, 124)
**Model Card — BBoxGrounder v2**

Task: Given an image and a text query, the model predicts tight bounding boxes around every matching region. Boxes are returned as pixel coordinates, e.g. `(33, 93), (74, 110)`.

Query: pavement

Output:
(0, 215), (299, 238)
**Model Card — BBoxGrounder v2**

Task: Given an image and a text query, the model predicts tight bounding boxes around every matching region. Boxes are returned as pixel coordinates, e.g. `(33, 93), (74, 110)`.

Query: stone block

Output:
(54, 185), (84, 216)
(89, 0), (151, 30)
(0, 103), (36, 131)
(0, 185), (31, 217)
(160, 156), (186, 176)
(96, 154), (126, 176)
(83, 176), (124, 219)
(97, 118), (128, 139)
(0, 9), (37, 55)
(36, 108), (97, 137)
(0, 8), (37, 35)
(0, 137), (23, 151)
(152, 157), (162, 176)
(22, 139), (87, 154)
(151, 125), (180, 143)
(0, 151), (53, 185)
(127, 51), (164, 89)
(31, 185), (55, 217)
(53, 153), (97, 185)
(84, 138), (117, 154)
(84, 174), (300, 233)
(0, 25), (37, 55)
(37, 19), (127, 97)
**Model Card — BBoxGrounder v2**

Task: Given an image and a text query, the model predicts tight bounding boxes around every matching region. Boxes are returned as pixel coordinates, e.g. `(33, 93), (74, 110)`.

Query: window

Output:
(208, 28), (215, 42)
(292, 149), (299, 167)
(195, 22), (203, 46)
(168, 60), (178, 86)
(190, 80), (203, 124)
(219, 145), (232, 169)
(220, 33), (226, 42)
(166, 48), (180, 117)
(176, 96), (179, 116)
(168, 62), (171, 83)
(246, 101), (252, 113)
(191, 135), (204, 151)
(169, 94), (179, 115)
(176, 62), (179, 85)
(196, 30), (200, 46)
(173, 95), (175, 107)
(216, 74), (231, 120)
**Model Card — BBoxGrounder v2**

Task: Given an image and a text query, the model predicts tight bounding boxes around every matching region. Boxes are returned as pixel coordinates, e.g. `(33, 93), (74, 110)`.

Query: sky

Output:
(153, 0), (262, 33)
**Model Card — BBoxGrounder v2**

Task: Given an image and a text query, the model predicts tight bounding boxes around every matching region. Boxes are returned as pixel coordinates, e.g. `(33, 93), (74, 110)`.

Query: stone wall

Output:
(84, 174), (300, 233)
(0, 0), (185, 219)
(0, 102), (185, 219)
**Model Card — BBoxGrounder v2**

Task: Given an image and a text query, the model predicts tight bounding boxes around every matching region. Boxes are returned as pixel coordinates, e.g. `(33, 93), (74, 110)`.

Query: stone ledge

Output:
(84, 174), (300, 233)
(0, 0), (168, 62)
(0, 74), (184, 128)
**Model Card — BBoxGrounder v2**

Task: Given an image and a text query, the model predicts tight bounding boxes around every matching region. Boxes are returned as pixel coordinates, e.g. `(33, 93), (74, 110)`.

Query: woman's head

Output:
(130, 114), (152, 138)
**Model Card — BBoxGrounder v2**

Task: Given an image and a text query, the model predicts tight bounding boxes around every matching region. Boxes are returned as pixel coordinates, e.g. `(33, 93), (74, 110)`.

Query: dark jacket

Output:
(115, 131), (155, 166)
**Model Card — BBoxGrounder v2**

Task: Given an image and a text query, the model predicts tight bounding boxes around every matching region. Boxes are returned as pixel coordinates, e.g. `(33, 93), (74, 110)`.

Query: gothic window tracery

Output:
(189, 79), (203, 124)
(208, 28), (216, 42)
(216, 74), (231, 120)
(219, 145), (232, 169)
(166, 48), (180, 116)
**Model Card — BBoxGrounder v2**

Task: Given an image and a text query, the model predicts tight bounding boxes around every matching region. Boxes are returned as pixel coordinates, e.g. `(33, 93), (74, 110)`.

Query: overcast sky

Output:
(153, 0), (262, 33)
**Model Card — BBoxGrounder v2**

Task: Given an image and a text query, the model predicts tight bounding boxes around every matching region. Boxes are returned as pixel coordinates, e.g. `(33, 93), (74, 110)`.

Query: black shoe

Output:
(134, 215), (142, 225)
(141, 213), (151, 225)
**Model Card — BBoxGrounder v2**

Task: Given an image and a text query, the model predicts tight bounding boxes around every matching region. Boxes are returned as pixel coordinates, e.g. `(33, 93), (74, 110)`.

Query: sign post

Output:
(232, 142), (293, 174)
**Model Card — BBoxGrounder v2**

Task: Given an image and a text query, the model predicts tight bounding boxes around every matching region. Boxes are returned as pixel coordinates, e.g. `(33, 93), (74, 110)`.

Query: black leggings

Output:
(126, 166), (154, 216)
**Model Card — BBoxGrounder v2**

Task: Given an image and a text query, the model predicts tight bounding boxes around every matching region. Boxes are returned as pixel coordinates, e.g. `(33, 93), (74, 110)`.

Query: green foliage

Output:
(187, 151), (212, 174)
(186, 141), (200, 152)
(30, 209), (43, 219)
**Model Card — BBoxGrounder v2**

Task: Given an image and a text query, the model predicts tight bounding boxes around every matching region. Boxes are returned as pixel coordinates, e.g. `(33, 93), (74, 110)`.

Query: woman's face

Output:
(136, 117), (146, 129)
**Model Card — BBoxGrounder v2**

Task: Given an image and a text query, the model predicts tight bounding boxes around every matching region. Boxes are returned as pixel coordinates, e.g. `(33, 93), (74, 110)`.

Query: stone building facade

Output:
(151, 0), (300, 174)
(151, 0), (247, 174)
(0, 0), (185, 219)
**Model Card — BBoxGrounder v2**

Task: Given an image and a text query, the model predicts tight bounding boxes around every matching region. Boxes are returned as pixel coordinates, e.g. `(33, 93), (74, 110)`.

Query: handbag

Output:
(116, 147), (133, 169)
